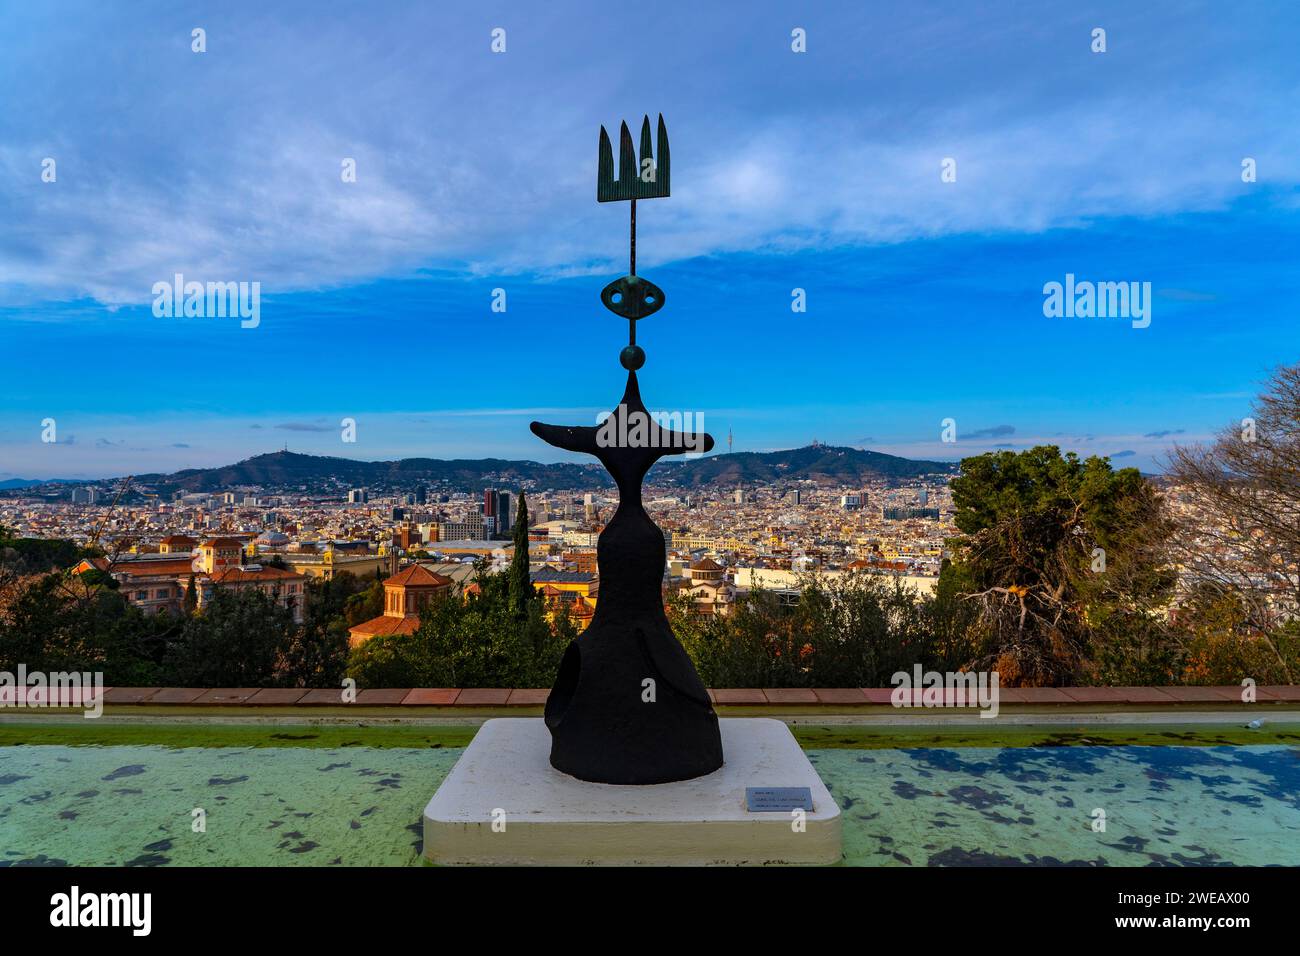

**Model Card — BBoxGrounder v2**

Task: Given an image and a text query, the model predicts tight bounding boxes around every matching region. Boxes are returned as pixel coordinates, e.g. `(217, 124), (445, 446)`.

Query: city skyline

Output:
(3, 1), (1298, 478)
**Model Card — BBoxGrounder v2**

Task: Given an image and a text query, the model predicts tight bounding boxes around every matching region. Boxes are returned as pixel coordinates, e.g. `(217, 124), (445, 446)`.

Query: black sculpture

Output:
(531, 115), (724, 785)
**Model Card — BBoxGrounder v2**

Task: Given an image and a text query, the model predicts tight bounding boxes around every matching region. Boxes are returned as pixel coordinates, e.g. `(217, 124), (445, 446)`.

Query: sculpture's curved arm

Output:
(652, 429), (714, 457)
(530, 421), (601, 456)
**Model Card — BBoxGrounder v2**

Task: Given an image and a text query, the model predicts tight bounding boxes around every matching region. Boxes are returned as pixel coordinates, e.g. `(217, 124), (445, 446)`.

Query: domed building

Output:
(348, 564), (454, 648)
(684, 557), (736, 617)
(254, 530), (290, 552)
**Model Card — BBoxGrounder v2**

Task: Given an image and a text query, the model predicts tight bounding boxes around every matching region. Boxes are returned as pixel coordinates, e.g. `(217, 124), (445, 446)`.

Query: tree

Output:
(0, 526), (86, 576)
(346, 557), (570, 689)
(508, 490), (533, 622)
(1171, 583), (1297, 685)
(182, 573), (197, 614)
(944, 445), (1175, 685)
(672, 571), (946, 688)
(1167, 363), (1300, 681)
(281, 573), (362, 686)
(162, 588), (296, 686)
(0, 569), (175, 684)
(343, 579), (383, 626)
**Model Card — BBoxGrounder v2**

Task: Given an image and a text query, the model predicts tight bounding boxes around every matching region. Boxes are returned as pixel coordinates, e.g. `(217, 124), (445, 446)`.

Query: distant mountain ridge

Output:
(656, 444), (955, 488)
(6, 445), (956, 497)
(0, 478), (82, 490)
(130, 452), (603, 494)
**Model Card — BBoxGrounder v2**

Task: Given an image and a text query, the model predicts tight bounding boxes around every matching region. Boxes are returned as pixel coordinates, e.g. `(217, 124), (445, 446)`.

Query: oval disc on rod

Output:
(601, 274), (665, 320)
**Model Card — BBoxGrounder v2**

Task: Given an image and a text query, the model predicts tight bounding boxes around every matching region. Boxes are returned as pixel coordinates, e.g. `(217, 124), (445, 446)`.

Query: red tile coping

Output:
(0, 685), (111, 706)
(402, 688), (461, 706)
(711, 688), (767, 705)
(1060, 687), (1127, 704)
(999, 687), (1074, 704)
(1156, 686), (1247, 703)
(356, 688), (412, 705)
(813, 688), (869, 705)
(297, 688), (352, 705)
(8, 685), (1297, 710)
(1061, 687), (1179, 704)
(103, 687), (161, 704)
(506, 689), (550, 706)
(1109, 687), (1181, 704)
(880, 688), (987, 707)
(763, 688), (819, 704)
(861, 688), (897, 704)
(246, 688), (309, 706)
(1258, 685), (1300, 702)
(455, 688), (512, 706)
(192, 688), (261, 705)
(149, 688), (206, 704)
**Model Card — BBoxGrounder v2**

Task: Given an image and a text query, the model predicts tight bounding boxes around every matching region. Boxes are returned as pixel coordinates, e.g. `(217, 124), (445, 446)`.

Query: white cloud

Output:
(1, 2), (1297, 308)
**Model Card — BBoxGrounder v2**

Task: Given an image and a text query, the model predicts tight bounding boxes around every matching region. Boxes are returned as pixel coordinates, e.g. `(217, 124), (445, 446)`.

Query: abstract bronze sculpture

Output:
(531, 115), (725, 784)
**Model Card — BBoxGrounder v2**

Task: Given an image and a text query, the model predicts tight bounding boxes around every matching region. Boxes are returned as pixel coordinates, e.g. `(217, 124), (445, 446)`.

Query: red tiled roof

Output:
(210, 566), (304, 584)
(200, 537), (244, 549)
(348, 614), (420, 638)
(112, 559), (197, 578)
(386, 564), (453, 588)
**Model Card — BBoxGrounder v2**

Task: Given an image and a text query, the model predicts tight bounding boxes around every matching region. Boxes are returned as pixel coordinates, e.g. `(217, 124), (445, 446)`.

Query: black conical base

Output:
(545, 621), (724, 785)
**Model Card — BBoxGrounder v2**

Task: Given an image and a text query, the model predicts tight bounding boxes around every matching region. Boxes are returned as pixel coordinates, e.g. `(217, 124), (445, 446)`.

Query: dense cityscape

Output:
(0, 444), (956, 645)
(3, 399), (1297, 691)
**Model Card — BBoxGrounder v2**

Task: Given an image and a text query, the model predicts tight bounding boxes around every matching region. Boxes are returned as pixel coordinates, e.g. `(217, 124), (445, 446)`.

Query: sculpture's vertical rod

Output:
(629, 198), (637, 347)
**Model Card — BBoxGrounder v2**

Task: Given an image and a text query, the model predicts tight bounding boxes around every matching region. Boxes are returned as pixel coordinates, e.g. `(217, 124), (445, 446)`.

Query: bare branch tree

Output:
(1167, 363), (1300, 681)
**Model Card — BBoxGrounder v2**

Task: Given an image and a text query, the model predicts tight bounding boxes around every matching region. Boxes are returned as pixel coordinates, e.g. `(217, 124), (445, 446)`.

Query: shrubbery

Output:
(346, 565), (572, 688)
(673, 571), (977, 688)
(0, 555), (359, 687)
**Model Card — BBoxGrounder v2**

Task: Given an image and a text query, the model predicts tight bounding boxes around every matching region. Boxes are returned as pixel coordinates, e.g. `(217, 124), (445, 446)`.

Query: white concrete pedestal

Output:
(422, 717), (841, 865)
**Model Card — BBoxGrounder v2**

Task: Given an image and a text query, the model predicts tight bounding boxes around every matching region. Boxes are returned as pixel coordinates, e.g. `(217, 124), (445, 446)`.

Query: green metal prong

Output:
(619, 121), (636, 195)
(639, 115), (653, 184)
(597, 126), (615, 202)
(656, 113), (670, 197)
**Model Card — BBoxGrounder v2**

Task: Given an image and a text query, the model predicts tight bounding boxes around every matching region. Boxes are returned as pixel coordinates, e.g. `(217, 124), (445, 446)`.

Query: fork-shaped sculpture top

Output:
(597, 114), (671, 202)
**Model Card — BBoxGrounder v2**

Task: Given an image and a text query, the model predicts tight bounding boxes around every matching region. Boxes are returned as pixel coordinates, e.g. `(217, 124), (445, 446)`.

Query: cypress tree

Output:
(182, 573), (197, 614)
(508, 490), (532, 619)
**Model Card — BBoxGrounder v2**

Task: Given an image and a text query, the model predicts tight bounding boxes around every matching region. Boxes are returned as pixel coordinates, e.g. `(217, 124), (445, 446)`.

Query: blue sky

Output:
(1, 0), (1297, 479)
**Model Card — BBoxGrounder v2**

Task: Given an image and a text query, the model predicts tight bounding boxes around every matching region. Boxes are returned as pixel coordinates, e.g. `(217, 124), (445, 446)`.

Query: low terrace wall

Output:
(2, 685), (1297, 719)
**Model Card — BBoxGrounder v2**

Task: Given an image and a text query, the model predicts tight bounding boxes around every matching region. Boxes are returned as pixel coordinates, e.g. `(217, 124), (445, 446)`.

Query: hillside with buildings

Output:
(4, 445), (955, 500)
